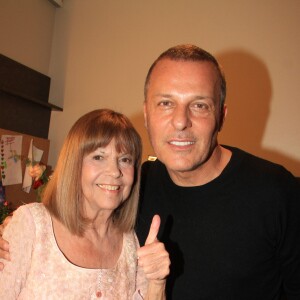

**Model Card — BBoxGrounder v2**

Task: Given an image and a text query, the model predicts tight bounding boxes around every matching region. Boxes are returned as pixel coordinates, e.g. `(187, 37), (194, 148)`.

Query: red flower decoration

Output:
(33, 179), (44, 190)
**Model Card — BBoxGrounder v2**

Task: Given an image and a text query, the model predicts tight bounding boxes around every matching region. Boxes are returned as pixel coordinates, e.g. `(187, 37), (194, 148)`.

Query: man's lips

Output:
(169, 140), (195, 146)
(96, 184), (120, 191)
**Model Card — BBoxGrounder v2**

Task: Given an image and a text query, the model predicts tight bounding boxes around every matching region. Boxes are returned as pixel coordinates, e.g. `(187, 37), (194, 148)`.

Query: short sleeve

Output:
(0, 205), (35, 298)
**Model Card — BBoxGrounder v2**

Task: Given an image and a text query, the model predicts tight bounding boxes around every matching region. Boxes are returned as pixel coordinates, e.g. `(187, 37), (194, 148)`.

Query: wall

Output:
(0, 0), (56, 74)
(1, 0), (299, 176)
(48, 0), (300, 176)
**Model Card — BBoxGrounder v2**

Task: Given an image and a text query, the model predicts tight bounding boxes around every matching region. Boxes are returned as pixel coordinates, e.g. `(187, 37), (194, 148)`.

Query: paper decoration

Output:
(0, 135), (23, 186)
(22, 139), (44, 193)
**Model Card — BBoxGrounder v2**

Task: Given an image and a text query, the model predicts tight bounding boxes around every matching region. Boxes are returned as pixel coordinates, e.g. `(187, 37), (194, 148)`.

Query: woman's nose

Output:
(107, 160), (123, 178)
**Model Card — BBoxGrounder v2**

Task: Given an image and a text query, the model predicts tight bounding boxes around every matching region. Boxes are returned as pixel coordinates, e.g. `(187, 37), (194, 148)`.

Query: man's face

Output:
(144, 59), (226, 178)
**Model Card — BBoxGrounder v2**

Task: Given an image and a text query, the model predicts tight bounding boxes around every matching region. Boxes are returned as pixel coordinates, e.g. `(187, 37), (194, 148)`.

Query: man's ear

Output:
(218, 104), (227, 132)
(143, 101), (148, 129)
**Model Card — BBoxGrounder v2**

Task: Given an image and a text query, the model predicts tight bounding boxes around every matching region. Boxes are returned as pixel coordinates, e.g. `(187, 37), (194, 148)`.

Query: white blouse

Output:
(0, 203), (147, 299)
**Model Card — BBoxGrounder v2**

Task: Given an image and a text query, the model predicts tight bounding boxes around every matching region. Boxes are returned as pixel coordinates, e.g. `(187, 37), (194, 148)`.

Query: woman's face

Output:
(81, 139), (135, 218)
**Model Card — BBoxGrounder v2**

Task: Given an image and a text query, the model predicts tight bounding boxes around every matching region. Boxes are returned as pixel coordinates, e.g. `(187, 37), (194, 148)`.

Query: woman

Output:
(0, 109), (170, 299)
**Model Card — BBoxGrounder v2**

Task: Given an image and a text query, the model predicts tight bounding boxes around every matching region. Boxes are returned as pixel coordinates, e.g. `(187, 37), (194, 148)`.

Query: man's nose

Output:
(171, 106), (192, 131)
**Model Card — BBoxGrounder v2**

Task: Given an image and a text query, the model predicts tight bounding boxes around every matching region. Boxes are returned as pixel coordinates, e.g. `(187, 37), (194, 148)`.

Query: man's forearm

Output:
(145, 280), (166, 300)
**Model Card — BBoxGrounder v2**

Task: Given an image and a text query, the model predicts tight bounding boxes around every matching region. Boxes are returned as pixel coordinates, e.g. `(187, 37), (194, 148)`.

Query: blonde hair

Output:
(43, 109), (142, 236)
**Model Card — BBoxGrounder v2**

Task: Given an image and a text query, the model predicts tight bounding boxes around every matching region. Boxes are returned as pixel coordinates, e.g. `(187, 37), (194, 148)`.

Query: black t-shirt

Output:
(136, 146), (300, 300)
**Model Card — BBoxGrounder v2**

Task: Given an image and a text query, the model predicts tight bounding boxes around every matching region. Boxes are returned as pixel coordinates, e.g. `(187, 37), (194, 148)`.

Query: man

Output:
(136, 45), (300, 299)
(1, 45), (300, 299)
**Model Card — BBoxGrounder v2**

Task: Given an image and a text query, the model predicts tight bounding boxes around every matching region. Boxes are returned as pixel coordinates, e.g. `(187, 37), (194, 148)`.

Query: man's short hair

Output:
(144, 44), (226, 108)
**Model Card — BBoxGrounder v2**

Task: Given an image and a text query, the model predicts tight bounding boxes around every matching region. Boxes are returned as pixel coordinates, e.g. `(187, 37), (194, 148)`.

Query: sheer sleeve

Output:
(0, 205), (35, 298)
(132, 232), (148, 300)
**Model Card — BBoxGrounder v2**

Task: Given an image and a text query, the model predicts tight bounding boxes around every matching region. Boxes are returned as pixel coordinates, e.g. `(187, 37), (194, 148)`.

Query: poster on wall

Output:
(22, 139), (44, 193)
(0, 135), (23, 186)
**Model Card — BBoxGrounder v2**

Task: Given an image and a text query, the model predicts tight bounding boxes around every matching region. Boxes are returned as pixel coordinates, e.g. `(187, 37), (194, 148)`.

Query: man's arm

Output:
(0, 215), (11, 270)
(137, 215), (170, 300)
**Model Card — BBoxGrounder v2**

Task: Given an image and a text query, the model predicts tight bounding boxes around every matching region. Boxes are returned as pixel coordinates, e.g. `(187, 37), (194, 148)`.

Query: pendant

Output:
(96, 290), (102, 298)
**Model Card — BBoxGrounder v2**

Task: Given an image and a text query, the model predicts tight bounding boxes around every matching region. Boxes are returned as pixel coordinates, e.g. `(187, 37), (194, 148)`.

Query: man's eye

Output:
(195, 103), (209, 110)
(159, 101), (172, 107)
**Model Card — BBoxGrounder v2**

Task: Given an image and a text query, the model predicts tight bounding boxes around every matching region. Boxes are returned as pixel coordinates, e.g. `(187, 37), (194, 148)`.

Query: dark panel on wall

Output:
(0, 54), (51, 104)
(0, 90), (51, 138)
(0, 54), (62, 139)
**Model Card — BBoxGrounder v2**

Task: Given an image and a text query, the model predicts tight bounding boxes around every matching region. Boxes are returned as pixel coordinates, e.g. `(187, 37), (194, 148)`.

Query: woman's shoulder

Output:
(122, 231), (139, 261)
(2, 204), (42, 246)
(13, 202), (48, 223)
(123, 231), (139, 246)
(11, 203), (51, 236)
(26, 202), (48, 215)
(14, 202), (45, 213)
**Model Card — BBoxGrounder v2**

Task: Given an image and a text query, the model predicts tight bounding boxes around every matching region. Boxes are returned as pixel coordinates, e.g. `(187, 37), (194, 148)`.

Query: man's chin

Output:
(163, 159), (197, 173)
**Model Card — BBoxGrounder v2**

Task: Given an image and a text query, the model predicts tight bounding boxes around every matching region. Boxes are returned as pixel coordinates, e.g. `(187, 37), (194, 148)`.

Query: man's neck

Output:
(168, 145), (232, 187)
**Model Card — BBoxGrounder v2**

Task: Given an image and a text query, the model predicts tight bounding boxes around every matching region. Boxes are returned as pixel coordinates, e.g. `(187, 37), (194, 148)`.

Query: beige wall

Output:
(0, 0), (56, 74)
(1, 0), (300, 176)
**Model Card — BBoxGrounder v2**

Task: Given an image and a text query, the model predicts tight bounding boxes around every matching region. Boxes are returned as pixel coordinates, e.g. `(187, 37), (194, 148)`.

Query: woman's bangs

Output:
(114, 130), (137, 158)
(82, 125), (111, 155)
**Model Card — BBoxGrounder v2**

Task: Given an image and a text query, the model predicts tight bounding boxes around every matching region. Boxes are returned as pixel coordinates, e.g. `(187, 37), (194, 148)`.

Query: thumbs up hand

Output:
(137, 215), (170, 282)
(145, 214), (160, 245)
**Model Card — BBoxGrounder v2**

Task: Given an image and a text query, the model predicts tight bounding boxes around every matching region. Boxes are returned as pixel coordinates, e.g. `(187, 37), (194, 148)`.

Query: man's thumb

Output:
(145, 215), (161, 245)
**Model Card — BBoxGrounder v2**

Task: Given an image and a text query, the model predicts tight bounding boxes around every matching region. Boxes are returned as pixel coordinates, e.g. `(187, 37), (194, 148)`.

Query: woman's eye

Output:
(93, 155), (103, 161)
(120, 157), (133, 165)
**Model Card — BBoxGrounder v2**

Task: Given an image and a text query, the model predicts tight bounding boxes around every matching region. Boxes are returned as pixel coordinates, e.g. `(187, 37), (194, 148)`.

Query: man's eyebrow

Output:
(154, 93), (214, 101)
(153, 93), (173, 98)
(193, 95), (214, 101)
